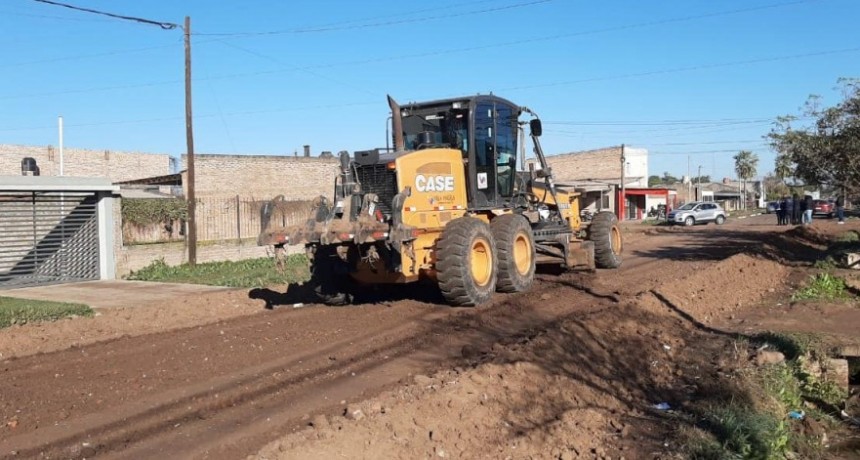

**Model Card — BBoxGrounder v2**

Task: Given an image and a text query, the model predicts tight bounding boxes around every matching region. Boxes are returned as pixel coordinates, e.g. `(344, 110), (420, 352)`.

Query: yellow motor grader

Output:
(258, 94), (622, 306)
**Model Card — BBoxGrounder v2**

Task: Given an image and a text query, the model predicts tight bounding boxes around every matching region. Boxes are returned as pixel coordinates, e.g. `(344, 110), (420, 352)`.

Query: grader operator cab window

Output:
(401, 109), (469, 154)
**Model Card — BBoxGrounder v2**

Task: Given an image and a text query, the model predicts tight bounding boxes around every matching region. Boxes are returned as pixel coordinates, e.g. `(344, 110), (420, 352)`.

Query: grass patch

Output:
(792, 273), (850, 301)
(688, 332), (847, 459)
(0, 296), (93, 329)
(697, 404), (791, 459)
(755, 332), (848, 406)
(127, 256), (310, 288)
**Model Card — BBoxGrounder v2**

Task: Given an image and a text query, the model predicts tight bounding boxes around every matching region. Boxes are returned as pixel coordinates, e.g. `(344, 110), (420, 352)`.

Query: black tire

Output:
(684, 216), (695, 227)
(490, 214), (535, 293)
(309, 247), (353, 306)
(436, 217), (497, 306)
(715, 215), (726, 225)
(589, 211), (623, 269)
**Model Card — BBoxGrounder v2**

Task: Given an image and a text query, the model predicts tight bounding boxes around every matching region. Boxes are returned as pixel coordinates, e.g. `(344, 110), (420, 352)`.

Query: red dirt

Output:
(1, 214), (858, 459)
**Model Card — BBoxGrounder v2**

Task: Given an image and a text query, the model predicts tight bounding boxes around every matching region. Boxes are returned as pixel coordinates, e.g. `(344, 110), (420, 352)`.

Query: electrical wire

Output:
(499, 47), (860, 92)
(0, 42), (181, 70)
(213, 40), (377, 96)
(29, 0), (178, 29)
(194, 0), (553, 36)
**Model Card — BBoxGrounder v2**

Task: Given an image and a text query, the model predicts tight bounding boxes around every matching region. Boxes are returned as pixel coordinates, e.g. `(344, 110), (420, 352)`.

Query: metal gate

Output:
(0, 191), (100, 289)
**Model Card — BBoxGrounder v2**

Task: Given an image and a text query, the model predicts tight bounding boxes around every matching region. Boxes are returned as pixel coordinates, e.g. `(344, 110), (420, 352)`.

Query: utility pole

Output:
(58, 116), (64, 176)
(619, 144), (626, 221)
(184, 16), (197, 266)
(687, 155), (691, 203)
(697, 165), (702, 201)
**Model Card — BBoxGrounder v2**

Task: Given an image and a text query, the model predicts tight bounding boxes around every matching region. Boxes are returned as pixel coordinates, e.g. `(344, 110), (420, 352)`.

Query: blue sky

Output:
(1, 0), (858, 181)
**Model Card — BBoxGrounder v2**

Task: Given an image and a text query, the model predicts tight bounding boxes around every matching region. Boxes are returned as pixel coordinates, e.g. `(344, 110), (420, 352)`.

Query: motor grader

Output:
(258, 94), (622, 306)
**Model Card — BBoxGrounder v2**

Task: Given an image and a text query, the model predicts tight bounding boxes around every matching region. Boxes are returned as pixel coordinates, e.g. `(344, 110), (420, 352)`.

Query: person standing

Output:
(836, 193), (846, 224)
(792, 193), (801, 225)
(803, 195), (814, 225)
(778, 196), (788, 225)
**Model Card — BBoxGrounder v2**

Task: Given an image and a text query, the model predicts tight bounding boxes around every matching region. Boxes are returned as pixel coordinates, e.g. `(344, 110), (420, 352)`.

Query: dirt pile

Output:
(653, 253), (788, 324)
(253, 304), (728, 460)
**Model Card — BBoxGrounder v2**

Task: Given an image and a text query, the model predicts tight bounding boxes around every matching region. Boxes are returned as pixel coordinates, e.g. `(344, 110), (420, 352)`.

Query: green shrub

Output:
(0, 297), (93, 328)
(127, 256), (310, 288)
(792, 273), (849, 301)
(122, 198), (188, 226)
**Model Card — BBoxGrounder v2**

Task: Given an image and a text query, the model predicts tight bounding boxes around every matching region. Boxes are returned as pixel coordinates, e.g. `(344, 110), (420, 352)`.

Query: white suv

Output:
(667, 201), (727, 226)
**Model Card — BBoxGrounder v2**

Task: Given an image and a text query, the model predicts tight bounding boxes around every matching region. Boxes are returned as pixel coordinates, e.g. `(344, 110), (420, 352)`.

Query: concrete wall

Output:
(184, 154), (339, 200)
(116, 240), (274, 277)
(543, 146), (648, 188)
(0, 144), (170, 182)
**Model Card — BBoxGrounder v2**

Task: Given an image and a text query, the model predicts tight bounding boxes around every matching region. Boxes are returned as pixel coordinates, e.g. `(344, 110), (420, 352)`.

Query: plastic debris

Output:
(788, 410), (805, 420)
(654, 402), (671, 411)
(292, 303), (306, 308)
(662, 344), (672, 351)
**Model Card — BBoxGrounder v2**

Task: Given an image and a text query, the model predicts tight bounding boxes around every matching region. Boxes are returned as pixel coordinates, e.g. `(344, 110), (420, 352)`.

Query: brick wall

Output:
(543, 146), (648, 187)
(0, 144), (170, 182)
(185, 154), (339, 200)
(116, 240), (302, 277)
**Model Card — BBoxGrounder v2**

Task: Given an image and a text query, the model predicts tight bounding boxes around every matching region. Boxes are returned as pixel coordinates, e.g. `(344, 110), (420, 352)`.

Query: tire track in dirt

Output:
(0, 274), (617, 459)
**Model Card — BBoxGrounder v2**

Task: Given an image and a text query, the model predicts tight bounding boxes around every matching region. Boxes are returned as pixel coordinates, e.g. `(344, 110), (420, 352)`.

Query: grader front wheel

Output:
(436, 217), (497, 306)
(589, 211), (623, 269)
(491, 214), (535, 293)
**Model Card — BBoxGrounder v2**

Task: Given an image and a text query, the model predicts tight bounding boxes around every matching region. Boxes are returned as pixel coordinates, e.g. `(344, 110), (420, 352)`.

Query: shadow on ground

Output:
(633, 226), (826, 265)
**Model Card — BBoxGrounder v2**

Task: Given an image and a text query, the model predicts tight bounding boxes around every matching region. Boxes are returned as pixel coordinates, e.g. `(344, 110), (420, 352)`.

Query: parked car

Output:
(812, 199), (834, 218)
(766, 201), (779, 214)
(668, 201), (727, 226)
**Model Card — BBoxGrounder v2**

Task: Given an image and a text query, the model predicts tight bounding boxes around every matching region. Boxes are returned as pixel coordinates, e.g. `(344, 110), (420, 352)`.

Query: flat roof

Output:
(0, 175), (119, 192)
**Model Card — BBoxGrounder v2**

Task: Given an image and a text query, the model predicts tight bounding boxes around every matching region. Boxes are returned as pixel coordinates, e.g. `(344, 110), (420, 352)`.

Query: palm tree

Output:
(774, 154), (793, 183)
(734, 150), (759, 209)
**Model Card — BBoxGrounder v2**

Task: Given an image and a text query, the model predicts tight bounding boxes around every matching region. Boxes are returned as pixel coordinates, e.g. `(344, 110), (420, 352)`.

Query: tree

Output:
(648, 175), (662, 187)
(769, 78), (860, 191)
(691, 175), (711, 184)
(661, 172), (678, 184)
(763, 174), (789, 200)
(734, 150), (759, 209)
(774, 153), (793, 182)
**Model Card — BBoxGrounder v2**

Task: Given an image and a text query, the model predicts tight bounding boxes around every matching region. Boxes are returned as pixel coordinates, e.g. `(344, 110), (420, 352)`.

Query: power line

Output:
(196, 0), (500, 36)
(0, 0), (817, 72)
(0, 101), (379, 133)
(0, 43), (180, 69)
(212, 40), (377, 96)
(0, 7), (113, 22)
(194, 0), (553, 36)
(545, 117), (776, 126)
(30, 0), (178, 29)
(499, 47), (860, 92)
(649, 147), (769, 156)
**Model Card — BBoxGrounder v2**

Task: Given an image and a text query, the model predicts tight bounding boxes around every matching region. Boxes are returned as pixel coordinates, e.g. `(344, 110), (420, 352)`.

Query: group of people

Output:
(775, 194), (846, 225)
(775, 194), (812, 226)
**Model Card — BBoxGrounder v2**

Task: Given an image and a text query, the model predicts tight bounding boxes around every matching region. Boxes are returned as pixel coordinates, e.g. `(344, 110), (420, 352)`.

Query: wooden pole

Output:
(184, 16), (197, 265)
(619, 144), (625, 220)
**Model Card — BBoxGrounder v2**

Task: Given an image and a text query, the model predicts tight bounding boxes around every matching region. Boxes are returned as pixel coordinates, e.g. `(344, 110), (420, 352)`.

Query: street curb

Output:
(735, 212), (763, 220)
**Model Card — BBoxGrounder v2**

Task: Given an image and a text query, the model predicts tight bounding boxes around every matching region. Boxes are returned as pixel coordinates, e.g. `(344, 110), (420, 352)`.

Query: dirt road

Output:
(1, 215), (856, 459)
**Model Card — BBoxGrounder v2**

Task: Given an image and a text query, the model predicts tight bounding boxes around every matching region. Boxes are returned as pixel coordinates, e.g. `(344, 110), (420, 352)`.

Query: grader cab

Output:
(258, 94), (622, 306)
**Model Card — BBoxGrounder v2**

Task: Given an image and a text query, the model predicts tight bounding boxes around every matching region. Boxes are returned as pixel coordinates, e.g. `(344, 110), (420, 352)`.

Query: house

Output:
(536, 145), (671, 220)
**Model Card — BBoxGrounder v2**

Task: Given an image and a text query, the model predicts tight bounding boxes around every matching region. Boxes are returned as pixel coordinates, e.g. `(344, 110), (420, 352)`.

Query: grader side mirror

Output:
(529, 119), (542, 137)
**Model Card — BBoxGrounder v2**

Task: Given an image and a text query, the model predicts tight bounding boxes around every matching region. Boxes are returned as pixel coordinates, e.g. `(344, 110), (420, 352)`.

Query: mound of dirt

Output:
(653, 253), (789, 324)
(253, 304), (731, 460)
(783, 225), (831, 246)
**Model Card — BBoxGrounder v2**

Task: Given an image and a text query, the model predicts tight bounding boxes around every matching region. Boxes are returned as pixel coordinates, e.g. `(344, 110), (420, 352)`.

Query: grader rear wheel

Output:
(589, 211), (623, 269)
(490, 214), (535, 293)
(436, 217), (497, 306)
(309, 246), (353, 306)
